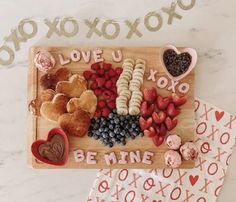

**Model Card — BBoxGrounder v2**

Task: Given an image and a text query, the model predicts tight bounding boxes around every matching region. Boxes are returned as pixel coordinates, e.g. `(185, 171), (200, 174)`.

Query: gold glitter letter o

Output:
(18, 19), (37, 39)
(101, 20), (120, 40)
(144, 11), (163, 32)
(60, 17), (79, 37)
(0, 46), (15, 66)
(177, 0), (196, 10)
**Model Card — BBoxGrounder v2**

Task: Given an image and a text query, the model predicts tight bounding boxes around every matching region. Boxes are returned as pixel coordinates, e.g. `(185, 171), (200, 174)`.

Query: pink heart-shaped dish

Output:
(31, 128), (69, 166)
(160, 45), (197, 81)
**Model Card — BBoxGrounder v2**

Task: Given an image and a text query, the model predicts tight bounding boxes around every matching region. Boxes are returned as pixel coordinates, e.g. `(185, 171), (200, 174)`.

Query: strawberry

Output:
(83, 70), (92, 80)
(154, 124), (167, 136)
(143, 87), (157, 104)
(107, 100), (116, 110)
(103, 63), (112, 71)
(157, 95), (171, 110)
(90, 81), (98, 90)
(96, 78), (106, 87)
(94, 109), (102, 118)
(140, 101), (154, 118)
(166, 103), (181, 117)
(91, 62), (101, 71)
(152, 111), (166, 124)
(98, 100), (106, 109)
(165, 117), (178, 131)
(139, 117), (153, 131)
(152, 135), (165, 147)
(105, 80), (113, 89)
(94, 89), (102, 96)
(144, 127), (156, 137)
(101, 107), (111, 117)
(103, 90), (112, 99)
(97, 68), (105, 76)
(172, 93), (187, 107)
(115, 67), (123, 75)
(108, 69), (116, 77)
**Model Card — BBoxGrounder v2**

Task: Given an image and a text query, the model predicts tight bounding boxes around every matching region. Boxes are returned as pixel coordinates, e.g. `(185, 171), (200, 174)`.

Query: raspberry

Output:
(104, 73), (110, 81)
(90, 73), (97, 81)
(91, 62), (101, 71)
(107, 101), (116, 110)
(105, 80), (113, 89)
(115, 67), (123, 75)
(83, 70), (92, 80)
(111, 86), (117, 94)
(97, 68), (105, 76)
(96, 77), (106, 87)
(110, 94), (116, 101)
(108, 69), (116, 77)
(94, 89), (102, 96)
(90, 81), (98, 90)
(103, 63), (112, 71)
(101, 107), (111, 117)
(111, 77), (118, 85)
(103, 90), (112, 99)
(98, 100), (106, 109)
(94, 109), (102, 118)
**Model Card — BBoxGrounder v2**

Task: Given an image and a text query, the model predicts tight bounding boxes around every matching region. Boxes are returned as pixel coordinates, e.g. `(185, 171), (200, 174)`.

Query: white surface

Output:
(0, 0), (236, 201)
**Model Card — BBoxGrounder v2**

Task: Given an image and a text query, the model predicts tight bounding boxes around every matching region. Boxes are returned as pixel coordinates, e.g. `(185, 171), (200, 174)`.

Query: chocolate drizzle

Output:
(163, 49), (192, 77)
(38, 135), (65, 162)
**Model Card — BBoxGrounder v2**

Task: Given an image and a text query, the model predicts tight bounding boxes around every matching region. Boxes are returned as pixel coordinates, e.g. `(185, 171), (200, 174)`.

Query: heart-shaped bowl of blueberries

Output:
(160, 44), (197, 81)
(31, 128), (69, 166)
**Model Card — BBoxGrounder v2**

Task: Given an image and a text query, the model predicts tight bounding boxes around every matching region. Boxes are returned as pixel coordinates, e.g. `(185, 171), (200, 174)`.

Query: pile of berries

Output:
(139, 87), (187, 147)
(88, 110), (143, 147)
(83, 62), (123, 117)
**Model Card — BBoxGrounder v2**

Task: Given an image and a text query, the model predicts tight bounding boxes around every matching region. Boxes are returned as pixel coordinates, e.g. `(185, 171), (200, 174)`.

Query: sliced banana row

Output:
(116, 58), (134, 115)
(128, 59), (146, 115)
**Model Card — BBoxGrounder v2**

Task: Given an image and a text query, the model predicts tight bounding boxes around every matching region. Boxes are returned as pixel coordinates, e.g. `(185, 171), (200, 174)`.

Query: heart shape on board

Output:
(215, 111), (224, 121)
(31, 128), (69, 166)
(189, 175), (199, 186)
(160, 45), (197, 81)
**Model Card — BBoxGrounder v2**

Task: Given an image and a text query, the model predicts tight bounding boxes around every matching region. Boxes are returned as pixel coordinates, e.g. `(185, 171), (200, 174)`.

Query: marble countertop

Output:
(0, 0), (236, 201)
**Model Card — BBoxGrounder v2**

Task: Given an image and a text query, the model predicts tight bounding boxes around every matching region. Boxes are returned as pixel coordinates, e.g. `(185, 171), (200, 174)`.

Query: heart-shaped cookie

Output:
(58, 109), (90, 137)
(31, 128), (69, 166)
(28, 89), (56, 116)
(40, 68), (71, 90)
(160, 45), (197, 81)
(67, 90), (97, 117)
(40, 93), (69, 122)
(56, 74), (87, 98)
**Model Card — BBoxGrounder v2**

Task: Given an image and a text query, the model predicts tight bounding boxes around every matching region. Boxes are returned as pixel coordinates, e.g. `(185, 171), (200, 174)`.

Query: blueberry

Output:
(139, 132), (144, 137)
(130, 134), (135, 139)
(109, 131), (115, 137)
(88, 132), (93, 137)
(108, 113), (114, 119)
(109, 142), (113, 147)
(91, 118), (96, 124)
(95, 130), (101, 136)
(102, 132), (109, 138)
(112, 109), (117, 113)
(94, 123), (99, 130)
(131, 123), (137, 129)
(122, 140), (126, 145)
(104, 127), (109, 132)
(114, 128), (121, 134)
(93, 135), (99, 140)
(109, 124), (114, 130)
(114, 118), (120, 124)
(120, 130), (126, 136)
(116, 139), (121, 144)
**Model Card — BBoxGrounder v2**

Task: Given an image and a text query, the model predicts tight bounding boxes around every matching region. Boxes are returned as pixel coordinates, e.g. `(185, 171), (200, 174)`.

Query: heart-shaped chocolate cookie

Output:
(160, 45), (197, 81)
(31, 128), (69, 166)
(58, 109), (90, 137)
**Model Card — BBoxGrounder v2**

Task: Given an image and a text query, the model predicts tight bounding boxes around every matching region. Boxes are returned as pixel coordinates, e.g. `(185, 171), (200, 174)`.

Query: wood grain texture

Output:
(27, 46), (195, 169)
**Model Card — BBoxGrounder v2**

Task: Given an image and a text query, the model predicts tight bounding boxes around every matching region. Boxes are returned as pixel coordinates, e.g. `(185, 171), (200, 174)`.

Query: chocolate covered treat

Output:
(165, 134), (182, 150)
(38, 135), (65, 162)
(164, 150), (182, 168)
(180, 142), (198, 160)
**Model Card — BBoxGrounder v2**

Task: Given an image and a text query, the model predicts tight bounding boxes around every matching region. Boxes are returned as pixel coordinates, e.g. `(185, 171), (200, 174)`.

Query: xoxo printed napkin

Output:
(87, 98), (236, 202)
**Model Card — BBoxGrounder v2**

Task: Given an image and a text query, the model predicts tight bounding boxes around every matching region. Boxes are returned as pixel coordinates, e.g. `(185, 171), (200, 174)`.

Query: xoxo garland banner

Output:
(0, 0), (196, 67)
(87, 98), (236, 202)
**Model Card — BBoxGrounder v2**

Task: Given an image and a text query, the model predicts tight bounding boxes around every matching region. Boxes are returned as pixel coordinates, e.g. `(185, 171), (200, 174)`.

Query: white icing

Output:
(104, 152), (117, 165)
(74, 149), (85, 162)
(167, 79), (179, 93)
(147, 69), (158, 81)
(118, 151), (128, 164)
(58, 54), (70, 65)
(81, 51), (91, 63)
(157, 76), (168, 89)
(93, 49), (104, 63)
(130, 151), (141, 163)
(86, 152), (97, 164)
(70, 50), (81, 62)
(112, 50), (122, 62)
(178, 83), (190, 94)
(142, 151), (154, 165)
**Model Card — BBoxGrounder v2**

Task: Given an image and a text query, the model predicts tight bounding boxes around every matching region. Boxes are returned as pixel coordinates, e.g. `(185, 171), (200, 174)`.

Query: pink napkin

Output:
(87, 98), (236, 202)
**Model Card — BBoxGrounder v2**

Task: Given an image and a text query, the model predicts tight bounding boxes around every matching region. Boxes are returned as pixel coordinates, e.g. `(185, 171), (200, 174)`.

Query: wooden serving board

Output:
(27, 46), (195, 169)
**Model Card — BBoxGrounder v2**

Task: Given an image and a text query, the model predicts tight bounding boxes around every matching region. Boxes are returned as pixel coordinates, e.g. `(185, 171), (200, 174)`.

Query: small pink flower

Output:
(34, 51), (55, 72)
